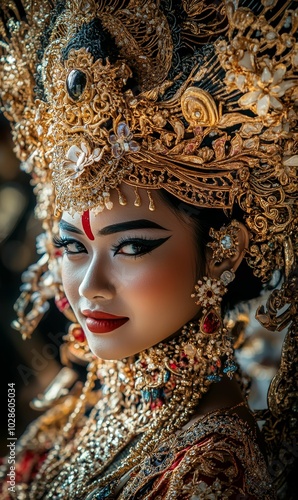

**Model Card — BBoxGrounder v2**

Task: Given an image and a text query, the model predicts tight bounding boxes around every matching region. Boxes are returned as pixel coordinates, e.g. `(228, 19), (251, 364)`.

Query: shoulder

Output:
(170, 410), (273, 499)
(123, 406), (275, 499)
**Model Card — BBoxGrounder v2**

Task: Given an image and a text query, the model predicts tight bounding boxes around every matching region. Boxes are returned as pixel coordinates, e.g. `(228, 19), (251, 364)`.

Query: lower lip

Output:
(85, 317), (129, 334)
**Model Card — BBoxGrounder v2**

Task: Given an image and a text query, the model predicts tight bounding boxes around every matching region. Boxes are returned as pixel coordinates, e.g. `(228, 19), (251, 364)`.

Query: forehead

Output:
(61, 185), (191, 232)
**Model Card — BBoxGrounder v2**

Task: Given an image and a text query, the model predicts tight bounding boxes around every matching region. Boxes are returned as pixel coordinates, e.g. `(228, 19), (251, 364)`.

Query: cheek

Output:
(61, 260), (81, 302)
(119, 250), (196, 308)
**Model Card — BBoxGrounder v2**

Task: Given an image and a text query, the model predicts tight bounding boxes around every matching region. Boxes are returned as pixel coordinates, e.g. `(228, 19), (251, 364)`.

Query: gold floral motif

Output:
(238, 62), (295, 117)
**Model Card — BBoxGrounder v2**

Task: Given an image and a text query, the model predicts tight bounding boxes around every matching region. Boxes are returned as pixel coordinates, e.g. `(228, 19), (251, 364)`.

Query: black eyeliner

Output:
(53, 235), (86, 254)
(112, 236), (171, 256)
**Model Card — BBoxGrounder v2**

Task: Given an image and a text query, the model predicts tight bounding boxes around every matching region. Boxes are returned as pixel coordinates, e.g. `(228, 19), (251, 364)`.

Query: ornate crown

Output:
(0, 0), (297, 324)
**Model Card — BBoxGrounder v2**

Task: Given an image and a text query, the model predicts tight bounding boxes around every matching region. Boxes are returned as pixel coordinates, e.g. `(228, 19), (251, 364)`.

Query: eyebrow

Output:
(59, 220), (84, 234)
(59, 219), (169, 236)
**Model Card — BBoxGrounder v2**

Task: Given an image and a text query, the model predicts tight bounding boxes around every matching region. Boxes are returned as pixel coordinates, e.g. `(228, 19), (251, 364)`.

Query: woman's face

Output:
(59, 186), (201, 359)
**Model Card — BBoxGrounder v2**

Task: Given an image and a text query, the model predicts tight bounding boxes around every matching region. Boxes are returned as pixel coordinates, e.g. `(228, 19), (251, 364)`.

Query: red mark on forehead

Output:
(82, 210), (95, 240)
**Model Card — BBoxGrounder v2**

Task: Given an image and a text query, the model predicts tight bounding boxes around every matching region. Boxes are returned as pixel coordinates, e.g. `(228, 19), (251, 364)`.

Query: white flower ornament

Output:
(191, 277), (226, 311)
(64, 142), (103, 179)
(238, 62), (296, 117)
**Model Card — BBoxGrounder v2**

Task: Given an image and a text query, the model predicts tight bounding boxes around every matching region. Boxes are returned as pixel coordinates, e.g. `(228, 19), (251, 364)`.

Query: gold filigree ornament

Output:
(191, 275), (237, 380)
(207, 220), (240, 263)
(181, 87), (220, 127)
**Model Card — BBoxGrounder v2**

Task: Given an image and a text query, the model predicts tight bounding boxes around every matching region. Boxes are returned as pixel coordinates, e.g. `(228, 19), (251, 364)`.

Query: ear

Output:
(205, 222), (250, 279)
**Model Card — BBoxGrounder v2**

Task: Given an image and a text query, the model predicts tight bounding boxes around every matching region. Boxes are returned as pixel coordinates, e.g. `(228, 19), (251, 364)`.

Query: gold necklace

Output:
(25, 319), (234, 499)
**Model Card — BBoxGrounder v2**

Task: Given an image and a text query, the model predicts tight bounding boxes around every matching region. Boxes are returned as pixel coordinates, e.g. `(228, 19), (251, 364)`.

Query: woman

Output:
(0, 0), (297, 498)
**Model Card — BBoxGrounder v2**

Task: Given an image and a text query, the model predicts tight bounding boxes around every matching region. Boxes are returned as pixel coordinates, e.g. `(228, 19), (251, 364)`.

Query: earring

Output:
(191, 273), (237, 381)
(220, 268), (235, 286)
(60, 322), (93, 366)
(133, 271), (237, 408)
(207, 220), (240, 263)
(55, 291), (92, 365)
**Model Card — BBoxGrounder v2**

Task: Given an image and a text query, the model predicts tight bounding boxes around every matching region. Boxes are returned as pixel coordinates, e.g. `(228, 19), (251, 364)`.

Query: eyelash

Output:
(53, 236), (87, 255)
(53, 235), (168, 257)
(111, 236), (166, 257)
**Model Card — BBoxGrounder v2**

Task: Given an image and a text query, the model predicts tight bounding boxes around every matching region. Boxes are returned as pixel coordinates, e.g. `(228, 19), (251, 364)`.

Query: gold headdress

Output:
(0, 0), (298, 494)
(1, 0), (298, 283)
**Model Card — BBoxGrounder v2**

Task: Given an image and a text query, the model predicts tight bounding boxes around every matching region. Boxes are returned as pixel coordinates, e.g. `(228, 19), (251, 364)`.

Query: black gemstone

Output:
(66, 69), (87, 100)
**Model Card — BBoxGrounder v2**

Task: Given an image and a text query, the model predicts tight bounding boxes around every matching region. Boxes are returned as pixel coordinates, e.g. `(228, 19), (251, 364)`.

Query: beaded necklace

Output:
(25, 319), (235, 499)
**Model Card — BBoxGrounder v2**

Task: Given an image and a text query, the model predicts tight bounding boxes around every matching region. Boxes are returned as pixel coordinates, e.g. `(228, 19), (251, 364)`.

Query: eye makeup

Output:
(54, 234), (171, 257)
(111, 236), (171, 257)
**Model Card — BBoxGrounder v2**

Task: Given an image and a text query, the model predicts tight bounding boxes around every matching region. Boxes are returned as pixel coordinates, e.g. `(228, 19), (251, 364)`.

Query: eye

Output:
(118, 242), (149, 256)
(53, 236), (87, 255)
(112, 236), (170, 257)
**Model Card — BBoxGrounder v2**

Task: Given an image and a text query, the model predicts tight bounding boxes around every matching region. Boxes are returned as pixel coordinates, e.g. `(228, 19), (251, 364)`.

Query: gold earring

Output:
(60, 322), (93, 367)
(54, 291), (92, 365)
(191, 273), (237, 381)
(208, 220), (240, 263)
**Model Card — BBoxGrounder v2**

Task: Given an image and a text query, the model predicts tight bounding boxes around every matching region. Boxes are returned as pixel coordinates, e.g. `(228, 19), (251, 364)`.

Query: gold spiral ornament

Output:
(181, 87), (219, 127)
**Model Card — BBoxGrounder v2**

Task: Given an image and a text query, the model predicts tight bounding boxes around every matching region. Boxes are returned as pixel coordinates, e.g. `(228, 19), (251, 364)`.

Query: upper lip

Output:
(81, 310), (128, 320)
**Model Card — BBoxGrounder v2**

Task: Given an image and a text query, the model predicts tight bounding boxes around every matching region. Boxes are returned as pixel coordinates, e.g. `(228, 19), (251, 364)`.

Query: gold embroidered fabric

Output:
(0, 404), (273, 499)
(119, 411), (273, 499)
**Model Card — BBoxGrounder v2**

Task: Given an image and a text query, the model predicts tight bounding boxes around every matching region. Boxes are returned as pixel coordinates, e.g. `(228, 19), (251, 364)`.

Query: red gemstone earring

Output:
(191, 272), (237, 381)
(191, 276), (227, 334)
(55, 291), (92, 365)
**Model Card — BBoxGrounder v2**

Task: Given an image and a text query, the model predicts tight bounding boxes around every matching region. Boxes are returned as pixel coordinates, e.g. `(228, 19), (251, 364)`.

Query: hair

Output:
(158, 189), (264, 312)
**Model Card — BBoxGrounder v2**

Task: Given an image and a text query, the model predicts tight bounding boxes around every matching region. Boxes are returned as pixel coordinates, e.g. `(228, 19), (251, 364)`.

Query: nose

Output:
(78, 254), (115, 301)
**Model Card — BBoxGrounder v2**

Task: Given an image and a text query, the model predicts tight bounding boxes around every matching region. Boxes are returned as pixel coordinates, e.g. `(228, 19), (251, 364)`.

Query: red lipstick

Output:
(81, 310), (129, 334)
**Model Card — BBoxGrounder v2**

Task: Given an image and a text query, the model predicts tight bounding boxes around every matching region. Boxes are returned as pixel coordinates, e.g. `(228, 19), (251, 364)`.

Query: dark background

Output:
(0, 113), (66, 456)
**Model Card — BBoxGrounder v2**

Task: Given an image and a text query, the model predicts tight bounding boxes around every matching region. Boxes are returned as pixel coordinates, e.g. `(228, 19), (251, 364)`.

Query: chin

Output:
(87, 341), (138, 361)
